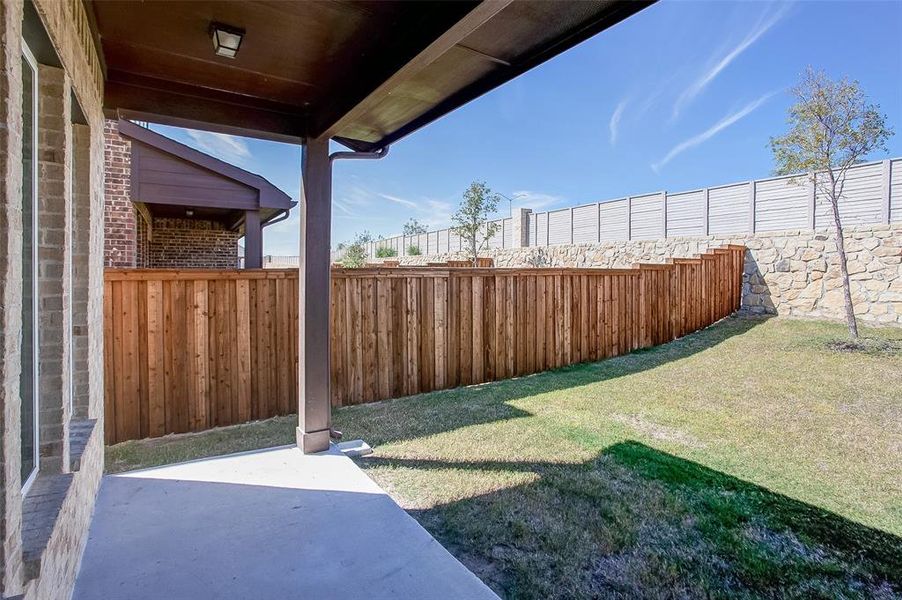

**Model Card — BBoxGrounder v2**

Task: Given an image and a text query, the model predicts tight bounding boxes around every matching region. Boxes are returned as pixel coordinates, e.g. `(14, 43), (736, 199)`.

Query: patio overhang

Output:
(89, 0), (655, 452)
(90, 0), (653, 149)
(116, 119), (295, 267)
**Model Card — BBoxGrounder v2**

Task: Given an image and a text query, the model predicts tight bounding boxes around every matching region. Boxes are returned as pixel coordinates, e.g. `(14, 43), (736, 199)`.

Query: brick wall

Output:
(102, 119), (134, 267)
(103, 119), (241, 269)
(135, 211), (148, 268)
(147, 218), (240, 268)
(36, 64), (71, 473)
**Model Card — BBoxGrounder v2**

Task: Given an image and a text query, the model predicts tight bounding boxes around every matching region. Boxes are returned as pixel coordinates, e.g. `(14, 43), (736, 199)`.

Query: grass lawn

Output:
(107, 316), (902, 599)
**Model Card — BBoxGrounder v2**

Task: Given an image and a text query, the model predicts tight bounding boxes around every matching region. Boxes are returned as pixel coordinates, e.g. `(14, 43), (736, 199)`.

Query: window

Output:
(21, 40), (39, 491)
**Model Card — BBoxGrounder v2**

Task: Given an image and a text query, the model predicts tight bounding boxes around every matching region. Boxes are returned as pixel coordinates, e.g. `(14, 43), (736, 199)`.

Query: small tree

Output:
(339, 230), (374, 268)
(375, 246), (397, 258)
(770, 68), (892, 339)
(403, 218), (427, 255)
(403, 218), (428, 237)
(450, 181), (500, 266)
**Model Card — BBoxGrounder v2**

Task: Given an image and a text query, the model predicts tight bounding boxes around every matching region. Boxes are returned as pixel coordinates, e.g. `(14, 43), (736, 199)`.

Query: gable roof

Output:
(117, 118), (295, 212)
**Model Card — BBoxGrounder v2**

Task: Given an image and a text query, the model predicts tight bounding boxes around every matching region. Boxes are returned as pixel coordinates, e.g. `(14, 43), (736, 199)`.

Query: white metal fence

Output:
(330, 158), (899, 261)
(331, 216), (514, 261)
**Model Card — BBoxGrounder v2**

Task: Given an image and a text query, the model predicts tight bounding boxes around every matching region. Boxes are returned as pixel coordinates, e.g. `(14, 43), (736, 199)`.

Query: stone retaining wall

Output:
(371, 224), (902, 326)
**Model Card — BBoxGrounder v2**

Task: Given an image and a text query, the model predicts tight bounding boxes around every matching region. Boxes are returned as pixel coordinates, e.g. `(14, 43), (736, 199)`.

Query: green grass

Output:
(106, 317), (902, 599)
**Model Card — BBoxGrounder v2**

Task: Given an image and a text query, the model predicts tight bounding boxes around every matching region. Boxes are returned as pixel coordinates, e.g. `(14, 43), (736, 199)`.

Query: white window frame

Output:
(21, 38), (40, 494)
(68, 119), (74, 416)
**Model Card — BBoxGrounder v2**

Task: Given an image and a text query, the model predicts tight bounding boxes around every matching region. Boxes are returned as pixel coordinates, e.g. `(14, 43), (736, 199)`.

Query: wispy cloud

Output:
(609, 98), (628, 146)
(184, 129), (251, 166)
(672, 3), (789, 120)
(332, 199), (360, 219)
(510, 190), (564, 211)
(653, 91), (777, 172)
(378, 193), (418, 209)
(420, 199), (454, 228)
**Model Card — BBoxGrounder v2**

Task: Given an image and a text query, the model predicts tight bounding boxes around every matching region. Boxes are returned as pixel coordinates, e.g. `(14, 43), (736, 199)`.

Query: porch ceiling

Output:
(89, 0), (653, 148)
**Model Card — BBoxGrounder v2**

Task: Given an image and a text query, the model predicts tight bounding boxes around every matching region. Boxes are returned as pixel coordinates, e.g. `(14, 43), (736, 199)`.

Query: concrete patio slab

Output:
(73, 445), (497, 600)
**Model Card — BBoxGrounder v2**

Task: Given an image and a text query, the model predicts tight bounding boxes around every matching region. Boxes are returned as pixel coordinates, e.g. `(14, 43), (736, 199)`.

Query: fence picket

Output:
(104, 246), (744, 443)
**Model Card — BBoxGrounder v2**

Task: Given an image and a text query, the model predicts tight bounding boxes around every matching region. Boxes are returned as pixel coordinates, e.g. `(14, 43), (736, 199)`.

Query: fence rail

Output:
(346, 158), (900, 260)
(103, 245), (744, 444)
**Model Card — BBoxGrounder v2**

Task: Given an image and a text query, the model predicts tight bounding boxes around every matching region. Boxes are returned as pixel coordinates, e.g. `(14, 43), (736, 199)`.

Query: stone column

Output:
(512, 207), (532, 248)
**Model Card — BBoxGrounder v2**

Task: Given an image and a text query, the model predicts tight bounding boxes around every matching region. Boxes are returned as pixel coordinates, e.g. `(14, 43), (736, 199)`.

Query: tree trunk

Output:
(828, 192), (859, 339)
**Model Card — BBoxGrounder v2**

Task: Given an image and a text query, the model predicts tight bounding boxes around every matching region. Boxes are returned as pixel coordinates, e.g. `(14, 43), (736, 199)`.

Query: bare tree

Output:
(451, 182), (501, 266)
(770, 68), (892, 338)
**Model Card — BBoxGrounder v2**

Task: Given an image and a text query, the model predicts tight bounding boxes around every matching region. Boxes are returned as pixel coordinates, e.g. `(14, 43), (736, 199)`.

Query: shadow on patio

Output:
(361, 441), (902, 599)
(74, 446), (497, 600)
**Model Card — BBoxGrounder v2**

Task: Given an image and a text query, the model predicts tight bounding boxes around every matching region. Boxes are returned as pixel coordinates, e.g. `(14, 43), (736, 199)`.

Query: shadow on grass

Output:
(360, 441), (901, 599)
(337, 316), (769, 448)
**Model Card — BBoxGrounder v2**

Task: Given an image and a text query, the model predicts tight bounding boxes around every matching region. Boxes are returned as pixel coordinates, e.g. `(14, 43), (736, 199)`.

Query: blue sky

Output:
(151, 0), (902, 255)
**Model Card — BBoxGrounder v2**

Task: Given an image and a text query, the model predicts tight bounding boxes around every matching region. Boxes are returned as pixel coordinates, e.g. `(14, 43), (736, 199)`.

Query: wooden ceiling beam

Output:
(313, 0), (510, 141)
(105, 71), (306, 143)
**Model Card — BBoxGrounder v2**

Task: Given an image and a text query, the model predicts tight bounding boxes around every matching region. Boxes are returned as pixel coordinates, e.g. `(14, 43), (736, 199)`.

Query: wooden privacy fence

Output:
(103, 269), (298, 444)
(103, 245), (744, 444)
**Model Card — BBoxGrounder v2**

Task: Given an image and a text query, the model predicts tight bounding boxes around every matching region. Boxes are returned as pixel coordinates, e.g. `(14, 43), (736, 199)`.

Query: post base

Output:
(296, 427), (331, 454)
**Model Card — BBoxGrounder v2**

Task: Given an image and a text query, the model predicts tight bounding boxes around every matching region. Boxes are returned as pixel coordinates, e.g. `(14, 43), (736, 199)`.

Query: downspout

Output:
(262, 208), (291, 228)
(325, 145), (390, 444)
(329, 146), (390, 163)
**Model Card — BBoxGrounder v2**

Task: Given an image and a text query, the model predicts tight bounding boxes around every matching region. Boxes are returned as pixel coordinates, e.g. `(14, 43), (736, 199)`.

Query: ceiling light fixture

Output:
(210, 22), (244, 59)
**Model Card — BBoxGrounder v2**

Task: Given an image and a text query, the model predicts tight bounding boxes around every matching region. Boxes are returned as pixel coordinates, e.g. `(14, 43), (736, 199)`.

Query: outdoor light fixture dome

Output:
(210, 22), (244, 59)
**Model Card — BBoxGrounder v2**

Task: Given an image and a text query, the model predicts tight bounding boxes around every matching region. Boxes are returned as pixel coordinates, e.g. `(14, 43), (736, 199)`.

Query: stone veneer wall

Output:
(24, 424), (102, 599)
(147, 218), (240, 268)
(372, 223), (902, 326)
(1, 0), (107, 598)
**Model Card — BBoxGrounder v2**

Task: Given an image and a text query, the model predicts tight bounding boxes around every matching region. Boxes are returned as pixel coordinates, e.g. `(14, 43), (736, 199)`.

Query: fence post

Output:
(747, 180), (756, 233)
(703, 188), (710, 235)
(512, 208), (531, 248)
(569, 207), (575, 244)
(662, 191), (668, 238)
(597, 203), (602, 242)
(807, 174), (816, 229)
(626, 196), (632, 241)
(881, 159), (892, 224)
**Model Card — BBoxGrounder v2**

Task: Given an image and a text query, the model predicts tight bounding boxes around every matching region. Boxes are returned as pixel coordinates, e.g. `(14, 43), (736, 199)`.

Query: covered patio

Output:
(91, 0), (651, 457)
(78, 0), (652, 596)
(74, 445), (497, 599)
